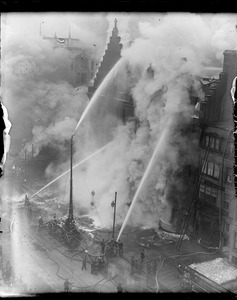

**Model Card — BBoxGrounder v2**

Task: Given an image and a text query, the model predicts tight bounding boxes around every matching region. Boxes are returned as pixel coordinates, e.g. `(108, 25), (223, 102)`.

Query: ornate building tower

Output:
(89, 18), (122, 95)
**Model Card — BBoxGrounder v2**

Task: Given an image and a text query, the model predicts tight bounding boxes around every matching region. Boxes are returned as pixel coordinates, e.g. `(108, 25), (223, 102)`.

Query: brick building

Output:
(193, 51), (236, 264)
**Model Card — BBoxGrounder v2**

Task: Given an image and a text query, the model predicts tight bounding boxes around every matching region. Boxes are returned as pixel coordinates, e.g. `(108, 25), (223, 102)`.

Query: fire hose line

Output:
(16, 221), (112, 290)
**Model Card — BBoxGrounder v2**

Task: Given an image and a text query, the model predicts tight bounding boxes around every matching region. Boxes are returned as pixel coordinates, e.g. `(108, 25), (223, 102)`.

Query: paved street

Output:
(0, 200), (223, 295)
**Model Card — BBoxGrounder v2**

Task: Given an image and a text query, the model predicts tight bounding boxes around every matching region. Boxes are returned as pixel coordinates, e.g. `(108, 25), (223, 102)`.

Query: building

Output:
(191, 51), (236, 264)
(88, 19), (134, 123)
(89, 19), (200, 233)
(43, 31), (97, 87)
(91, 19), (237, 266)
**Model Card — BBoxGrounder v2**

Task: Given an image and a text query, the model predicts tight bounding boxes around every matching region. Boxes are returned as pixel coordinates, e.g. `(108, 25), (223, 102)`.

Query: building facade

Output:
(43, 32), (97, 87)
(193, 50), (236, 264)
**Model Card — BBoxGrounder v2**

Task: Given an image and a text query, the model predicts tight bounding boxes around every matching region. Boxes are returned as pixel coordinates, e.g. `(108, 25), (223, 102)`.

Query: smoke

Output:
(111, 13), (237, 229)
(72, 13), (237, 230)
(2, 13), (237, 232)
(1, 27), (90, 160)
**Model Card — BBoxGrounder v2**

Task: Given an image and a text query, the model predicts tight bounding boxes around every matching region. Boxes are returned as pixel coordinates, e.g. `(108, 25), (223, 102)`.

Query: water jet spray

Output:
(117, 119), (172, 241)
(29, 144), (109, 199)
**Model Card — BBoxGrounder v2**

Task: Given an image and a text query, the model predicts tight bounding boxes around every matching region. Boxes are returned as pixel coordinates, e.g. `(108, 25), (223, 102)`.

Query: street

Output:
(1, 198), (222, 295)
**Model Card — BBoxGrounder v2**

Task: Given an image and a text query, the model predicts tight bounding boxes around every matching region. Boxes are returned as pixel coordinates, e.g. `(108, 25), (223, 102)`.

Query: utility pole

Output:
(111, 191), (117, 239)
(68, 134), (74, 223)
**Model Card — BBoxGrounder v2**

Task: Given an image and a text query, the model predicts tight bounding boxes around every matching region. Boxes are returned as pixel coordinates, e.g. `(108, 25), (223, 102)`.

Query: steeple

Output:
(112, 18), (118, 38)
(89, 18), (122, 95)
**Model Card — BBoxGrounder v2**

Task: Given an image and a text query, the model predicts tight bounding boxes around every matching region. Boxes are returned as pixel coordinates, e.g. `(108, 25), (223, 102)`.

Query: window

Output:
(227, 141), (234, 155)
(199, 183), (218, 205)
(226, 168), (233, 184)
(205, 135), (209, 147)
(215, 138), (220, 150)
(213, 164), (220, 179)
(223, 201), (229, 211)
(202, 161), (220, 179)
(203, 135), (220, 151)
(201, 161), (220, 179)
(199, 184), (205, 199)
(207, 162), (214, 176)
(210, 138), (215, 149)
(206, 186), (211, 197)
(223, 222), (230, 232)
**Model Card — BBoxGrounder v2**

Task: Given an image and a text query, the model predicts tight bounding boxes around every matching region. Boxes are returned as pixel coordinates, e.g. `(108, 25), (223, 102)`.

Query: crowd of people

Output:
(102, 238), (123, 258)
(90, 256), (107, 275)
(130, 249), (146, 275)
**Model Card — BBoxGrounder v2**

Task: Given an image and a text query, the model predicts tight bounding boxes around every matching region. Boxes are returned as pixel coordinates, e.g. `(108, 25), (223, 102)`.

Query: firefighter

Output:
(118, 239), (123, 257)
(100, 256), (105, 274)
(117, 283), (123, 293)
(98, 257), (103, 273)
(38, 216), (43, 228)
(134, 259), (139, 273)
(114, 241), (119, 256)
(182, 266), (191, 289)
(141, 249), (145, 263)
(64, 279), (70, 292)
(94, 258), (99, 275)
(131, 256), (135, 275)
(81, 254), (87, 270)
(101, 238), (105, 254)
(91, 259), (95, 274)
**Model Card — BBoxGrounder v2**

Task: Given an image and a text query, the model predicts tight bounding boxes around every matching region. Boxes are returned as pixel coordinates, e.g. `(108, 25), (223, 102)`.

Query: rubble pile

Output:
(189, 258), (237, 285)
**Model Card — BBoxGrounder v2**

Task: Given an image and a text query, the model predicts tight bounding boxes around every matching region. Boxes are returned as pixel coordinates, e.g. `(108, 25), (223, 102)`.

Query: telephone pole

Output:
(111, 192), (117, 239)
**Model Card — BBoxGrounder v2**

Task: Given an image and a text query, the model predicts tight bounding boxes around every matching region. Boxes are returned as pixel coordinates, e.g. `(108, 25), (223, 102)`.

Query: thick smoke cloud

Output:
(2, 28), (89, 161)
(75, 13), (237, 229)
(2, 13), (237, 231)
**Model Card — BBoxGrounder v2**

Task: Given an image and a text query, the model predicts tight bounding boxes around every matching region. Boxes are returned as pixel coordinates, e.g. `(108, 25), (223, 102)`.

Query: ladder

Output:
(176, 137), (213, 251)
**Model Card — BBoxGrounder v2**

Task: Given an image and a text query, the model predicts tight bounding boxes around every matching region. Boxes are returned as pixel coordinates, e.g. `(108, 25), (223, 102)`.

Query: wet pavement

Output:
(0, 200), (228, 294)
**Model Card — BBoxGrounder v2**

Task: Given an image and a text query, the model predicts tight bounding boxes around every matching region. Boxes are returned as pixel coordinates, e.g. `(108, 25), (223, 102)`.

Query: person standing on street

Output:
(117, 283), (123, 293)
(131, 256), (135, 275)
(101, 239), (105, 254)
(141, 249), (145, 263)
(81, 254), (87, 270)
(64, 279), (71, 292)
(118, 239), (123, 257)
(38, 216), (43, 228)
